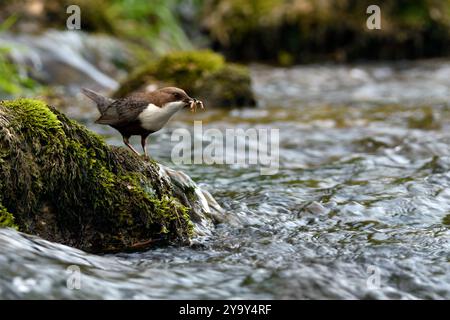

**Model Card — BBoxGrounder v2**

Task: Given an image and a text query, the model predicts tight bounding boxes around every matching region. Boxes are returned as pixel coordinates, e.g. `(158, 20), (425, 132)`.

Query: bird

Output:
(82, 87), (198, 157)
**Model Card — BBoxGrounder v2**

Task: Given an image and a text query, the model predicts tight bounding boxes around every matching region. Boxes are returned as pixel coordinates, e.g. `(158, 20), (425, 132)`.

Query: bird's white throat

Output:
(138, 102), (185, 132)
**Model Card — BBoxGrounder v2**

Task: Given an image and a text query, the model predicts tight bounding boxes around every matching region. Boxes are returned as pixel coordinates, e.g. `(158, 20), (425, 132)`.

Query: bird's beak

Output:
(183, 97), (196, 107)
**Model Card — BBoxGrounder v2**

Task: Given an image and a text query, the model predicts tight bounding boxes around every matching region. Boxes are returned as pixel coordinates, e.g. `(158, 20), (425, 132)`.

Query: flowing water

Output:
(0, 36), (449, 299)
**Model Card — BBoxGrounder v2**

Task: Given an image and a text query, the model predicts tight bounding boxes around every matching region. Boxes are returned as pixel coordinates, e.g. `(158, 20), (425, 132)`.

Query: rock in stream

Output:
(0, 98), (224, 253)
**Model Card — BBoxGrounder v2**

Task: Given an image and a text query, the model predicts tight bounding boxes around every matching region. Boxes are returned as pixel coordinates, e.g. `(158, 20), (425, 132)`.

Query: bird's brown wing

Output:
(95, 98), (149, 126)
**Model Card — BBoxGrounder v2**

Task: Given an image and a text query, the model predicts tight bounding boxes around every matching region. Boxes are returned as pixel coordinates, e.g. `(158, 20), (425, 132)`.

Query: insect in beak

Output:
(189, 98), (204, 113)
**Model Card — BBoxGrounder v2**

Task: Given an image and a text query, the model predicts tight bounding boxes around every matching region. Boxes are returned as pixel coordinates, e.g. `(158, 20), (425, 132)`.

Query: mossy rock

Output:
(113, 50), (256, 108)
(0, 98), (206, 253)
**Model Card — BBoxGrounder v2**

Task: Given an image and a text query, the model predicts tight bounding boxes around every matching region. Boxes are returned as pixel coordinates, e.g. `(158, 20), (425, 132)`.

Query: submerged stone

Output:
(0, 99), (223, 253)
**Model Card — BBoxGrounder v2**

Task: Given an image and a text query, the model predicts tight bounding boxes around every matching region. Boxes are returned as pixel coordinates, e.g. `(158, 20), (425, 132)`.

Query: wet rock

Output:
(113, 50), (256, 108)
(0, 98), (224, 252)
(160, 165), (225, 240)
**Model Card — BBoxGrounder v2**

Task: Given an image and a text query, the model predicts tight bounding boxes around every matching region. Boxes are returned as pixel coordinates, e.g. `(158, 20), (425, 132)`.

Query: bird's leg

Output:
(123, 136), (140, 156)
(141, 135), (149, 157)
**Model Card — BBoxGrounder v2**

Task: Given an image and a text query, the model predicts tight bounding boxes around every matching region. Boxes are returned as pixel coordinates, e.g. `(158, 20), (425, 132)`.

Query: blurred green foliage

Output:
(0, 47), (35, 95)
(0, 16), (38, 97)
(0, 0), (193, 53)
(108, 0), (192, 53)
(202, 0), (450, 63)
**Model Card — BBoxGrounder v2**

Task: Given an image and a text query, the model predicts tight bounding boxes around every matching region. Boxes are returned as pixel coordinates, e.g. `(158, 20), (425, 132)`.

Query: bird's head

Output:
(157, 87), (194, 110)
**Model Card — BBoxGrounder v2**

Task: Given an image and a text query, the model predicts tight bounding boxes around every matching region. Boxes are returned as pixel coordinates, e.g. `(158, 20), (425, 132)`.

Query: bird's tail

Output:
(81, 88), (113, 115)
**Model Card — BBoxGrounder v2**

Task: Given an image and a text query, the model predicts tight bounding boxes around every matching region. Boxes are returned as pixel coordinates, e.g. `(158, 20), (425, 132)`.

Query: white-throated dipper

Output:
(82, 87), (203, 156)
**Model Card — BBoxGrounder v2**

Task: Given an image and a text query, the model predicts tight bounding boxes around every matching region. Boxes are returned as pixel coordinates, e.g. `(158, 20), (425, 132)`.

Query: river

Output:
(0, 43), (449, 298)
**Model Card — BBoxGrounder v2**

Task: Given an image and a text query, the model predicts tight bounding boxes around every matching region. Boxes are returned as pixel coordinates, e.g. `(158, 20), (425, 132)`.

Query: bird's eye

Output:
(173, 93), (181, 99)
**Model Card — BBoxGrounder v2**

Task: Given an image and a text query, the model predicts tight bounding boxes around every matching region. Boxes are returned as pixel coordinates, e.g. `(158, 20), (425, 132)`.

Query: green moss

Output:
(155, 50), (225, 87)
(1, 98), (63, 133)
(0, 99), (193, 252)
(114, 50), (256, 107)
(0, 203), (17, 229)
